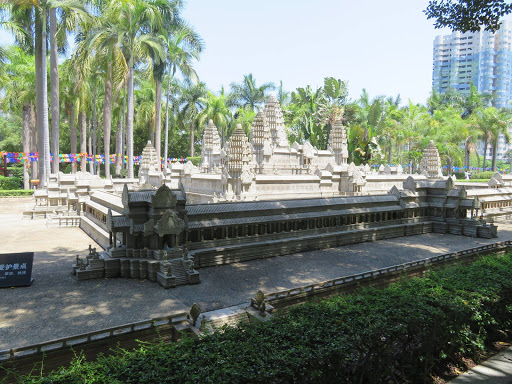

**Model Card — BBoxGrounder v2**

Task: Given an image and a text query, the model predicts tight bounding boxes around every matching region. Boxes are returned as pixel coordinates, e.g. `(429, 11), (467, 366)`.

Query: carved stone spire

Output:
(250, 109), (271, 150)
(226, 124), (251, 174)
(139, 141), (160, 175)
(202, 119), (221, 153)
(200, 119), (222, 172)
(328, 118), (349, 165)
(420, 140), (443, 179)
(263, 95), (289, 148)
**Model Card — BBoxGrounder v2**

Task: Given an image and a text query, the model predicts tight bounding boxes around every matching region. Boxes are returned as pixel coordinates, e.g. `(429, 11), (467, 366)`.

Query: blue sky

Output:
(0, 1), (459, 105)
(181, 0), (453, 105)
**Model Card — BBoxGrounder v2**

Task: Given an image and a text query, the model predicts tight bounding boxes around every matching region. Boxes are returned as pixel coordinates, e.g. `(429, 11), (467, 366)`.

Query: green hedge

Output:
(7, 166), (23, 179)
(186, 156), (201, 166)
(0, 175), (22, 190)
(18, 254), (512, 384)
(0, 189), (33, 196)
(471, 171), (496, 179)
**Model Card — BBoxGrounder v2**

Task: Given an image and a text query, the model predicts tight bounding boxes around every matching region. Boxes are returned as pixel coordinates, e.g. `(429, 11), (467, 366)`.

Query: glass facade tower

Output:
(433, 21), (512, 160)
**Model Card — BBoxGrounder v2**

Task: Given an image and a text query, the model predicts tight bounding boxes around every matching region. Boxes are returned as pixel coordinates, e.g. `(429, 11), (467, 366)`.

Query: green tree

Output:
(425, 0), (512, 32)
(179, 81), (207, 156)
(229, 74), (275, 112)
(197, 89), (232, 146)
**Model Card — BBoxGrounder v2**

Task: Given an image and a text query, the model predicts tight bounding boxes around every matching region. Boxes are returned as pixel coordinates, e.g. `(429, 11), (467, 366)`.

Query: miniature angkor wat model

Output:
(73, 184), (200, 288)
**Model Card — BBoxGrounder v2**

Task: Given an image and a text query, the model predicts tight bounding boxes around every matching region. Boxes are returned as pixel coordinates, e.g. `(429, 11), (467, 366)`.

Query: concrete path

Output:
(450, 346), (512, 383)
(2, 197), (512, 351)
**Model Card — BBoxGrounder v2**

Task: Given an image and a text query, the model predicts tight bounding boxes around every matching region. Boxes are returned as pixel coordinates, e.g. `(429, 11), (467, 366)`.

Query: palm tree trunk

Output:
(89, 116), (93, 174)
(164, 66), (171, 170)
(464, 137), (470, 170)
(92, 88), (97, 175)
(42, 10), (51, 183)
(69, 103), (77, 174)
(50, 8), (60, 174)
(492, 140), (498, 171)
(122, 83), (126, 170)
(22, 104), (31, 190)
(154, 78), (162, 166)
(387, 144), (392, 165)
(483, 139), (488, 170)
(103, 60), (112, 178)
(190, 122), (194, 157)
(30, 104), (37, 180)
(79, 111), (87, 172)
(115, 118), (122, 175)
(126, 56), (135, 179)
(35, 14), (44, 186)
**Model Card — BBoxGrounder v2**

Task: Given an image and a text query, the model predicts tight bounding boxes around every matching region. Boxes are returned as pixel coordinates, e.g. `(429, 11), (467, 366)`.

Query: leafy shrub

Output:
(0, 175), (22, 190)
(20, 253), (512, 384)
(0, 189), (33, 196)
(7, 166), (23, 179)
(186, 156), (201, 166)
(471, 171), (495, 180)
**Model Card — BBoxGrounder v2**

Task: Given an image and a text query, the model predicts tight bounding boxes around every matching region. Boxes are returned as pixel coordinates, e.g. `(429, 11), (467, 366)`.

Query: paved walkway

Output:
(450, 346), (512, 383)
(2, 198), (512, 351)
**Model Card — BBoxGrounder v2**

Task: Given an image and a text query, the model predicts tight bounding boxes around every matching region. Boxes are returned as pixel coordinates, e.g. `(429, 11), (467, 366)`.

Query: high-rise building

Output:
(432, 21), (512, 160)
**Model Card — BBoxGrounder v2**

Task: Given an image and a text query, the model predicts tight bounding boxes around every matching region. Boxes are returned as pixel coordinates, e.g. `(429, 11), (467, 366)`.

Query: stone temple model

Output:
(22, 96), (512, 289)
(74, 184), (200, 289)
(164, 95), (419, 203)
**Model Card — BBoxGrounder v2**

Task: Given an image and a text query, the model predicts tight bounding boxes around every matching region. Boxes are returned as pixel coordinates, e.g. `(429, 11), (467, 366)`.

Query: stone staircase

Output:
(169, 259), (189, 286)
(46, 214), (81, 227)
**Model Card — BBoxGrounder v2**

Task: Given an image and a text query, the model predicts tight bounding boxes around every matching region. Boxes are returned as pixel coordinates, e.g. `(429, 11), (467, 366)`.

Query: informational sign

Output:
(0, 252), (34, 288)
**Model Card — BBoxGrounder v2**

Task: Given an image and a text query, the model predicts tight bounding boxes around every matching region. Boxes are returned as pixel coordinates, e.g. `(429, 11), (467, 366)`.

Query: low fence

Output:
(0, 312), (188, 362)
(264, 241), (512, 308)
(3, 241), (511, 366)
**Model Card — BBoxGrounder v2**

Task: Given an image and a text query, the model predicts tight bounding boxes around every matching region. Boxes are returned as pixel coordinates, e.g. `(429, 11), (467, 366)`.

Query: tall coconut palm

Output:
(197, 89), (232, 145)
(179, 81), (207, 156)
(2, 46), (36, 188)
(11, 0), (87, 185)
(60, 60), (78, 173)
(81, 9), (129, 178)
(471, 107), (511, 170)
(229, 74), (275, 112)
(94, 0), (169, 179)
(162, 26), (202, 166)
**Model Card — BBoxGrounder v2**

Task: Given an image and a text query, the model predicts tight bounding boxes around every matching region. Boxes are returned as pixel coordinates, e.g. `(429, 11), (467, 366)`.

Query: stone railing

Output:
(264, 241), (512, 305)
(0, 311), (188, 362)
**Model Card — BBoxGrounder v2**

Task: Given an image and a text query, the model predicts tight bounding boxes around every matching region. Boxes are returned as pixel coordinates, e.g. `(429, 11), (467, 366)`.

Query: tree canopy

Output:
(425, 0), (512, 32)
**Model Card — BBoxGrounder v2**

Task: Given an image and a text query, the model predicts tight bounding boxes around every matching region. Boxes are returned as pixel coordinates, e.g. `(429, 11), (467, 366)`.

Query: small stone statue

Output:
(183, 246), (189, 260)
(189, 303), (201, 327)
(88, 244), (92, 255)
(91, 247), (99, 259)
(79, 259), (86, 271)
(166, 263), (173, 277)
(200, 315), (207, 329)
(259, 301), (266, 317)
(75, 255), (80, 266)
(183, 258), (194, 273)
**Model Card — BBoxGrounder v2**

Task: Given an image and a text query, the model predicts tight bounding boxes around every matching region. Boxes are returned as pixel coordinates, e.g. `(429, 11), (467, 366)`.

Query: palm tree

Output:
(197, 89), (232, 145)
(179, 81), (207, 156)
(12, 0), (87, 184)
(229, 74), (275, 112)
(81, 4), (129, 178)
(2, 46), (36, 188)
(161, 25), (203, 166)
(109, 0), (168, 179)
(471, 107), (511, 170)
(60, 60), (78, 173)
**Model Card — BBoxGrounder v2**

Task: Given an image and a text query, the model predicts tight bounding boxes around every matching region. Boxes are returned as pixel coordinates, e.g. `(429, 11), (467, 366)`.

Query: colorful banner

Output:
(0, 152), (188, 165)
